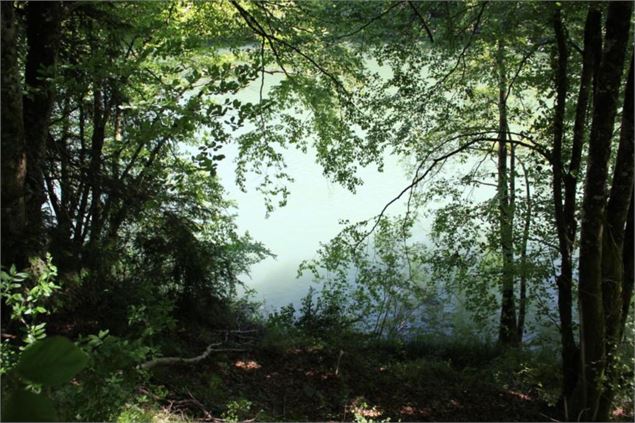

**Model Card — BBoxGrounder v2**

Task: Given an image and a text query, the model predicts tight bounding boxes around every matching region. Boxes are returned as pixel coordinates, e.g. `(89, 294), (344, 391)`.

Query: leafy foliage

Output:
(2, 337), (88, 422)
(15, 336), (88, 386)
(300, 217), (439, 339)
(0, 1), (633, 421)
(1, 255), (60, 374)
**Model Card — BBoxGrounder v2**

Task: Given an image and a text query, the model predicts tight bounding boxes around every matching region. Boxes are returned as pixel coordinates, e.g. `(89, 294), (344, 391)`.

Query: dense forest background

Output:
(1, 1), (633, 422)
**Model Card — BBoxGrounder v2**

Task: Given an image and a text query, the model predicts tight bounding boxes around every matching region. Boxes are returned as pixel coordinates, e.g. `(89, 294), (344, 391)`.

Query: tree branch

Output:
(505, 40), (549, 102)
(354, 129), (551, 249)
(407, 1), (434, 43)
(139, 343), (248, 370)
(418, 1), (487, 104)
(329, 2), (402, 43)
(230, 0), (350, 98)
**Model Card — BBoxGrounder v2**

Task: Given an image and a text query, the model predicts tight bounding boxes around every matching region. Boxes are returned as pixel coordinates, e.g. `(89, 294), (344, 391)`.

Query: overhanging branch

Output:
(407, 1), (434, 43)
(353, 130), (551, 249)
(230, 0), (350, 98)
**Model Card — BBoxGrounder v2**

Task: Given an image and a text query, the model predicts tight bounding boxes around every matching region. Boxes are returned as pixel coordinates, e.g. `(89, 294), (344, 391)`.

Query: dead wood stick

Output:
(335, 349), (344, 376)
(211, 329), (258, 333)
(139, 343), (248, 369)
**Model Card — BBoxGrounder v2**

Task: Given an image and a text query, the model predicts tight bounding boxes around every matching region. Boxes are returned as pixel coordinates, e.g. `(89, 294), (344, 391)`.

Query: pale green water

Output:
(211, 58), (497, 317)
(217, 141), (414, 310)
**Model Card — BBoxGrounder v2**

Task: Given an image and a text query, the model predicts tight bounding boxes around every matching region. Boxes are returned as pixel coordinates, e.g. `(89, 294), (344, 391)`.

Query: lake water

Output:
(217, 141), (415, 311)
(209, 57), (560, 345)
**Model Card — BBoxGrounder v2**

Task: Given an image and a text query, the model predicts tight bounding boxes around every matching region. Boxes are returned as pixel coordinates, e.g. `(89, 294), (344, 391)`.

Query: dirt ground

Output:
(151, 345), (556, 422)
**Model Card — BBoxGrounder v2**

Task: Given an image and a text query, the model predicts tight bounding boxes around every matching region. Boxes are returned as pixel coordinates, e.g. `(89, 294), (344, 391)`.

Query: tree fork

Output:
(595, 56), (634, 423)
(576, 2), (632, 420)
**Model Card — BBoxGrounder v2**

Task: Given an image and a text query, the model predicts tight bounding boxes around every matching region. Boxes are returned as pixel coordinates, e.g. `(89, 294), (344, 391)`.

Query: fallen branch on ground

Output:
(139, 343), (248, 370)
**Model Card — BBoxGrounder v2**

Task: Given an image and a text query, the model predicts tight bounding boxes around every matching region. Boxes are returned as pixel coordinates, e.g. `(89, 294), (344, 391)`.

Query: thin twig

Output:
(418, 1), (487, 103)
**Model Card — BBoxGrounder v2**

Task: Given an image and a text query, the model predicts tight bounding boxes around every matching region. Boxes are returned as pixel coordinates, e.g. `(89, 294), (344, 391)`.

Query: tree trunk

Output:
(517, 161), (530, 342)
(576, 3), (632, 420)
(1, 2), (27, 268)
(496, 39), (518, 346)
(551, 4), (603, 407)
(23, 1), (63, 257)
(86, 87), (108, 256)
(619, 195), (634, 340)
(595, 56), (634, 423)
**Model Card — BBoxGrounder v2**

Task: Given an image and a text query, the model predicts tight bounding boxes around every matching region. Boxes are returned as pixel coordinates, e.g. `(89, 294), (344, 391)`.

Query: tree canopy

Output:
(1, 1), (633, 422)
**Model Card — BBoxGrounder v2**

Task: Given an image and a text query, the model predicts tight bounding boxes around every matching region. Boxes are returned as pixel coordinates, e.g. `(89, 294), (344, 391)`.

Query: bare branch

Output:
(418, 1), (487, 102)
(230, 0), (349, 98)
(139, 342), (248, 370)
(505, 41), (549, 102)
(407, 1), (434, 43)
(354, 136), (490, 249)
(329, 1), (402, 43)
(354, 129), (551, 249)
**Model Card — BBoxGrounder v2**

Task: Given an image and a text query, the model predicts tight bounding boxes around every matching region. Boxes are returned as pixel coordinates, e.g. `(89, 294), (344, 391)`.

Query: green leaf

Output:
(1, 389), (58, 422)
(15, 336), (88, 386)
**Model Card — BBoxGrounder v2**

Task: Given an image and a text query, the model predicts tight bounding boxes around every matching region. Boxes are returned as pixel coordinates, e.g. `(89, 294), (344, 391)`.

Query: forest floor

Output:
(144, 337), (570, 422)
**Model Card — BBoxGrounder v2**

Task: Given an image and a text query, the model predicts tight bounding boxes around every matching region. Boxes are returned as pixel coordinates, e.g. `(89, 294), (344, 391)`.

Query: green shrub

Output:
(1, 254), (60, 375)
(55, 331), (154, 421)
(1, 336), (88, 422)
(222, 398), (253, 423)
(405, 333), (501, 368)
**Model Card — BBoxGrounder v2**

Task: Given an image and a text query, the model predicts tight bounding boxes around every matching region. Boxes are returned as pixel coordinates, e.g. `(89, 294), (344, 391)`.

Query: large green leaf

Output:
(15, 336), (88, 386)
(1, 389), (58, 422)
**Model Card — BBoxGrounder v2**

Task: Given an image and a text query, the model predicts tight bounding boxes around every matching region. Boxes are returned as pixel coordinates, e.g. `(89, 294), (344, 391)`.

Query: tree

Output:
(346, 1), (554, 346)
(23, 2), (65, 258)
(574, 2), (632, 420)
(1, 2), (64, 267)
(1, 2), (27, 268)
(549, 2), (602, 402)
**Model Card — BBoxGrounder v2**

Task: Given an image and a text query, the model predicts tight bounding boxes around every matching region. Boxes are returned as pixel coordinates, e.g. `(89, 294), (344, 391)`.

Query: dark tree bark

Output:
(619, 195), (634, 338)
(86, 87), (108, 255)
(496, 39), (518, 346)
(23, 1), (64, 257)
(74, 103), (91, 248)
(549, 7), (580, 404)
(1, 2), (27, 268)
(595, 56), (634, 423)
(576, 2), (632, 420)
(551, 4), (603, 407)
(48, 99), (78, 272)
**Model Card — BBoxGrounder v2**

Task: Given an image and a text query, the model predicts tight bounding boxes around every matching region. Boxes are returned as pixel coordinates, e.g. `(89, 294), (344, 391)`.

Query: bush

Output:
(405, 333), (501, 368)
(54, 331), (154, 421)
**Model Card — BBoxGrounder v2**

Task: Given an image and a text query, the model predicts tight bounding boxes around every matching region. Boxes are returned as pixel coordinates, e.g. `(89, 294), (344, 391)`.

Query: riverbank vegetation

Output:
(1, 1), (633, 422)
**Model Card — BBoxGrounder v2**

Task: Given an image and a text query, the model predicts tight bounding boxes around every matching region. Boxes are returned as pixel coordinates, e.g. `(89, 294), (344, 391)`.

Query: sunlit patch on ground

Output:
(234, 359), (261, 370)
(303, 369), (333, 380)
(264, 371), (279, 379)
(353, 406), (383, 418)
(350, 398), (383, 419)
(612, 407), (627, 418)
(506, 390), (532, 401)
(399, 404), (432, 417)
